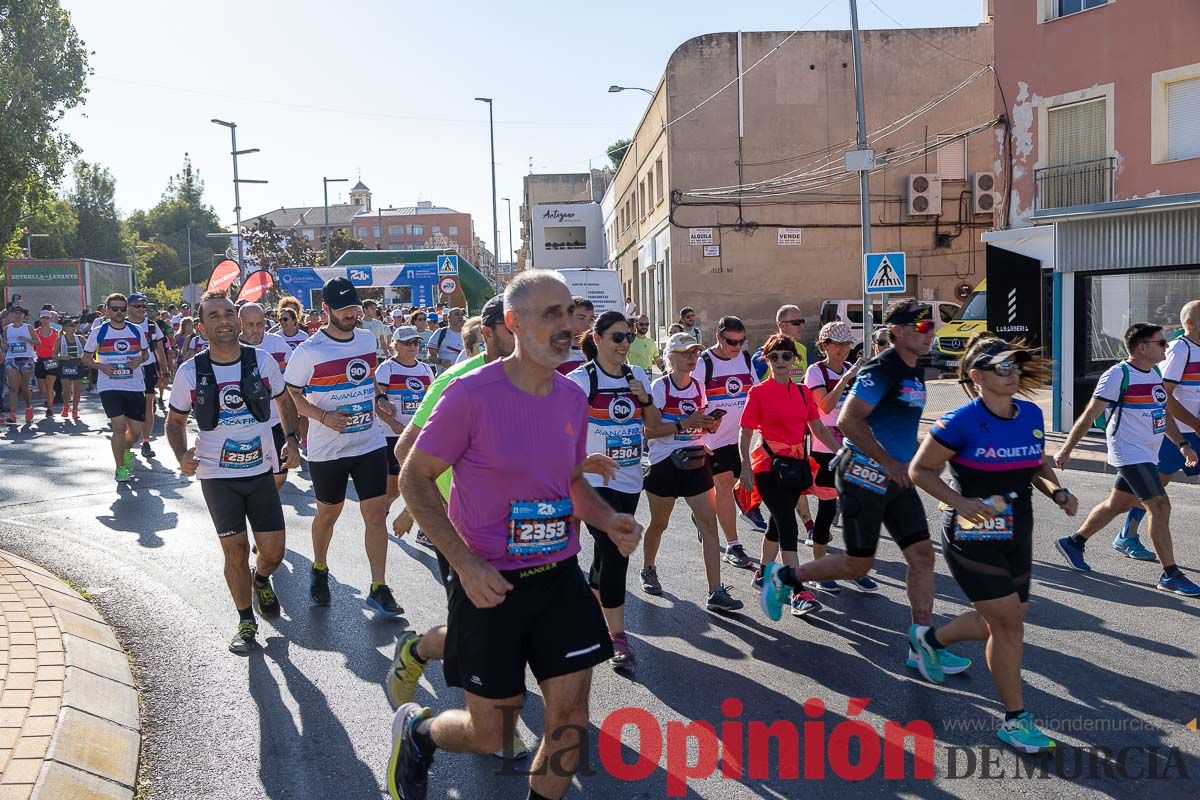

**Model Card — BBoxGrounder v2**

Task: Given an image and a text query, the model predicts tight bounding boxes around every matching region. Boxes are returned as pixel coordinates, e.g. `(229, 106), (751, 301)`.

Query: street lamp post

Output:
(323, 177), (348, 266)
(24, 232), (48, 258)
(501, 196), (514, 269)
(211, 119), (267, 281)
(475, 97), (500, 288)
(130, 244), (152, 292)
(607, 85), (654, 95)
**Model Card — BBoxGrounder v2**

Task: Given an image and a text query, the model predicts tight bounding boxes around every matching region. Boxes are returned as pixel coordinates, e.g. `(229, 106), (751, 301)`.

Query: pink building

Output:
(987, 0), (1200, 428)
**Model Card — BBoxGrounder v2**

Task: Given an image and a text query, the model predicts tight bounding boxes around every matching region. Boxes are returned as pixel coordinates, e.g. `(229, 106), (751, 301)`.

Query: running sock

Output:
(253, 572), (270, 589)
(313, 563), (328, 572)
(777, 565), (804, 588)
(1163, 564), (1183, 579)
(370, 581), (385, 592)
(1004, 709), (1025, 722)
(922, 627), (943, 650)
(1069, 533), (1088, 549)
(1120, 507), (1146, 539)
(412, 718), (437, 753)
(725, 539), (741, 550)
(411, 636), (428, 665)
(528, 790), (553, 800)
(237, 606), (255, 624)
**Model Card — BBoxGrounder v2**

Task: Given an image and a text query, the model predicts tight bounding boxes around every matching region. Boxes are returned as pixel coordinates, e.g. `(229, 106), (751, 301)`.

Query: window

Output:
(935, 135), (967, 180)
(372, 226), (381, 238)
(1042, 98), (1109, 207)
(410, 225), (424, 236)
(640, 181), (647, 217)
(432, 225), (441, 235)
(448, 225), (458, 236)
(300, 228), (314, 241)
(388, 225), (404, 236)
(1054, 0), (1106, 19)
(646, 173), (654, 212)
(655, 158), (664, 202)
(1081, 269), (1200, 375)
(356, 227), (368, 238)
(1167, 75), (1200, 161)
(940, 304), (959, 324)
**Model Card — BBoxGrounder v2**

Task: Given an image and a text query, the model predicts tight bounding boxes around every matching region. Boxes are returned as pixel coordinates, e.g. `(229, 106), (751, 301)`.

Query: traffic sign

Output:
(438, 276), (458, 296)
(864, 251), (906, 294)
(437, 254), (459, 276)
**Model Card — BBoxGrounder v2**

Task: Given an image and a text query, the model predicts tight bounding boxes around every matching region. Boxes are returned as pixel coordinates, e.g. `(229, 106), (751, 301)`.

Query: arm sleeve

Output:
(168, 363), (195, 413)
(740, 386), (762, 430)
(283, 344), (313, 389)
(1092, 365), (1121, 403)
(413, 380), (474, 465)
(848, 360), (893, 407)
(1160, 341), (1186, 384)
(928, 408), (966, 451)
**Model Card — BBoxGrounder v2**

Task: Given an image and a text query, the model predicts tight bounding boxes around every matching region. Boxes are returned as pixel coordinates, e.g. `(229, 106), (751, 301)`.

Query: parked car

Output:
(929, 280), (987, 373)
(818, 297), (960, 361)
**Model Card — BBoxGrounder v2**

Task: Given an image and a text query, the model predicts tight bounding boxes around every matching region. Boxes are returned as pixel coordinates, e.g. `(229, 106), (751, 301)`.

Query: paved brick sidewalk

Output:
(0, 551), (139, 800)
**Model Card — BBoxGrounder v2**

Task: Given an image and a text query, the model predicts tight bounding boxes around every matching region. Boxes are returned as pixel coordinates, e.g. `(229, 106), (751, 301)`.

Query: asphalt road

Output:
(1, 394), (1197, 800)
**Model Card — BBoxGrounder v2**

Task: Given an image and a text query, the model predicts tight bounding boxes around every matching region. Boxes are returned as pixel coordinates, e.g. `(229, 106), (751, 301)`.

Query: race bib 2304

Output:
(605, 434), (642, 467)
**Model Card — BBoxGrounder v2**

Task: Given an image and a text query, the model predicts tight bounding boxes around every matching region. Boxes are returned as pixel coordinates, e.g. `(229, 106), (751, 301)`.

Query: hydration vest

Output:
(192, 346), (272, 432)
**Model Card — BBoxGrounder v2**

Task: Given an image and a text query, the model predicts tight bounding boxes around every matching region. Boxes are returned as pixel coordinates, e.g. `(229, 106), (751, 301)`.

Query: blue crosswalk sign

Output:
(864, 252), (906, 294)
(437, 254), (459, 276)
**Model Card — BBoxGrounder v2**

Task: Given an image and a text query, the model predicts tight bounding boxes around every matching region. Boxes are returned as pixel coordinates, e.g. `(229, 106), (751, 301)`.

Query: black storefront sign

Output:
(986, 245), (1043, 350)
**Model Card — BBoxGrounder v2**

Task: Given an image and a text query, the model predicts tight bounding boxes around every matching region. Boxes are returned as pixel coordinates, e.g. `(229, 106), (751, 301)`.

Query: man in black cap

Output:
(284, 277), (402, 617)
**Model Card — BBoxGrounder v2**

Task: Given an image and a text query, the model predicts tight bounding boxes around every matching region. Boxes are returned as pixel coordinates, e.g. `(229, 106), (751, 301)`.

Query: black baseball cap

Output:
(885, 302), (932, 326)
(481, 294), (505, 327)
(323, 277), (362, 310)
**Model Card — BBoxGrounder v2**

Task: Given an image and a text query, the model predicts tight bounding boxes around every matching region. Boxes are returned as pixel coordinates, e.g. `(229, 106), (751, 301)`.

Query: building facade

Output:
(243, 181), (371, 244)
(518, 170), (611, 271)
(604, 24), (996, 345)
(989, 0), (1200, 429)
(351, 201), (480, 260)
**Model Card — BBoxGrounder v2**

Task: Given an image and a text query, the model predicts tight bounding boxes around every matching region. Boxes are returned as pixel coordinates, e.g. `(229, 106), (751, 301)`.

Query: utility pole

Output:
(848, 0), (875, 350)
(187, 223), (192, 289)
(211, 119), (267, 281)
(476, 97), (500, 289)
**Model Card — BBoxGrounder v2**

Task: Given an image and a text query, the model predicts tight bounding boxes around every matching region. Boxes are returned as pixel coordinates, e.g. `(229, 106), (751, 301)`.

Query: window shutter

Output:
(1048, 99), (1106, 166)
(1167, 76), (1200, 161)
(935, 135), (966, 180)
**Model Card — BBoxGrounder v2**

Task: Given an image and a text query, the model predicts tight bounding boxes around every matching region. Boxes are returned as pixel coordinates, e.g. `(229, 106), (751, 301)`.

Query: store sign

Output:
(777, 228), (803, 246)
(7, 261), (79, 286)
(986, 245), (1042, 349)
(703, 246), (720, 257)
(689, 228), (713, 246)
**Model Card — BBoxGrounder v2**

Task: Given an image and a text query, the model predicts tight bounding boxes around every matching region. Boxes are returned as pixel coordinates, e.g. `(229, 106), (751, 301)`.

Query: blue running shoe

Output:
(740, 506), (768, 532)
(810, 580), (842, 595)
(851, 575), (880, 593)
(996, 711), (1056, 754)
(1112, 535), (1156, 561)
(759, 563), (792, 622)
(751, 569), (764, 590)
(907, 647), (971, 675)
(1157, 572), (1200, 597)
(791, 590), (822, 617)
(1055, 535), (1092, 572)
(389, 703), (434, 800)
(907, 624), (944, 684)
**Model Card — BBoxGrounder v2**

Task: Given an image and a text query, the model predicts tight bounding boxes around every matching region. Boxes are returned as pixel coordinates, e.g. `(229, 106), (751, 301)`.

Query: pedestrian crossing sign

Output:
(437, 254), (459, 276)
(864, 251), (906, 294)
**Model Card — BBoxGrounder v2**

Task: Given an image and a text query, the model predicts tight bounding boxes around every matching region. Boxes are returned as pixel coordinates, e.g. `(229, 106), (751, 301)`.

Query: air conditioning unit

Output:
(971, 171), (998, 214)
(906, 174), (942, 216)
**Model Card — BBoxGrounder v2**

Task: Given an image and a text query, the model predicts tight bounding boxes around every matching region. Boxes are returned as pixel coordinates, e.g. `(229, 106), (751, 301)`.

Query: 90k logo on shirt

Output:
(346, 359), (371, 383)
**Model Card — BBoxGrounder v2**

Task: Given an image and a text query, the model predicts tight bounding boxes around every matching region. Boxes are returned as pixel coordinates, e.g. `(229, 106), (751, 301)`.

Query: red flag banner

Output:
(237, 269), (274, 303)
(207, 259), (240, 294)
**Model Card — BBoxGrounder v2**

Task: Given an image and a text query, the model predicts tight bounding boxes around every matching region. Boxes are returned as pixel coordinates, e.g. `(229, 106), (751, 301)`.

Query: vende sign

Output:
(689, 228), (713, 246)
(777, 228), (803, 246)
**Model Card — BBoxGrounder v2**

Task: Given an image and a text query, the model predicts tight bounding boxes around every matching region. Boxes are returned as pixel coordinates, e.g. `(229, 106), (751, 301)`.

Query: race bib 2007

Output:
(507, 499), (572, 558)
(337, 401), (374, 434)
(843, 452), (888, 495)
(220, 437), (264, 470)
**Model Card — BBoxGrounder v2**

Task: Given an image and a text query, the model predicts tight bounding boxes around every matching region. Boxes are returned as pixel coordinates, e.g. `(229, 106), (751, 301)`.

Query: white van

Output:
(818, 298), (960, 346)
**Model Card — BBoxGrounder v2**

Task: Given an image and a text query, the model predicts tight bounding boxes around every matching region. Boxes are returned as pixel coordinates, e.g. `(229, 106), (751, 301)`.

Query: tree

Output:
(131, 154), (224, 285)
(244, 218), (317, 271)
(0, 1), (90, 259)
(321, 227), (366, 266)
(15, 196), (76, 258)
(71, 161), (124, 260)
(606, 138), (632, 169)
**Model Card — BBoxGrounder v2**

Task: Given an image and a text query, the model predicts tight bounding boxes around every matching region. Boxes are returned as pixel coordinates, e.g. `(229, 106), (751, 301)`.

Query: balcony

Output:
(1034, 156), (1114, 211)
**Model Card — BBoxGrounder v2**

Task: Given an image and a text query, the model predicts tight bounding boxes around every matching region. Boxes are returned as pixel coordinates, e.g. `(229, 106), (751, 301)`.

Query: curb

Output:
(0, 550), (140, 800)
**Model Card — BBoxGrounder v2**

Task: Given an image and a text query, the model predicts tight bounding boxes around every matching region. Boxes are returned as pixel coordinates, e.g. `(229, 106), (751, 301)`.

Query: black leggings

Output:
(755, 470), (804, 552)
(585, 487), (640, 609)
(812, 452), (837, 546)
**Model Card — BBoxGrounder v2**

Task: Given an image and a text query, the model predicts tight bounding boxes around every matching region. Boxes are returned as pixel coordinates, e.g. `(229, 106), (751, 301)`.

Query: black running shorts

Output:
(100, 390), (146, 422)
(308, 445), (388, 505)
(709, 443), (742, 476)
(835, 457), (929, 558)
(940, 500), (1034, 603)
(385, 436), (401, 476)
(34, 358), (60, 380)
(200, 472), (285, 538)
(143, 363), (159, 395)
(444, 555), (613, 699)
(271, 423), (288, 475)
(643, 456), (714, 499)
(1114, 462), (1167, 501)
(813, 451), (837, 489)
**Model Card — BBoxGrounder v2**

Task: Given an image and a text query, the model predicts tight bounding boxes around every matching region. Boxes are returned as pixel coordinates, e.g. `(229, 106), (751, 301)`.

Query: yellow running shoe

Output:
(388, 631), (426, 707)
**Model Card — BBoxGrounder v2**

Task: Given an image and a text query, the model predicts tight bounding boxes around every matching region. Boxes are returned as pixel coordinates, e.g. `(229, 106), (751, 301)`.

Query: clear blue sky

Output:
(61, 0), (985, 260)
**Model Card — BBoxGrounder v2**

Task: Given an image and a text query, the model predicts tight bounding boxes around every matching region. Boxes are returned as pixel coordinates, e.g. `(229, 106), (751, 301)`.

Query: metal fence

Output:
(1034, 156), (1115, 210)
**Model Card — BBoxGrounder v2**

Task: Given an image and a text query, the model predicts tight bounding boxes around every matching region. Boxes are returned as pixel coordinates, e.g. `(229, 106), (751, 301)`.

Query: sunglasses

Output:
(1144, 338), (1168, 347)
(978, 360), (1023, 378)
(904, 320), (935, 334)
(398, 338), (421, 346)
(108, 306), (127, 312)
(130, 304), (145, 309)
(767, 351), (796, 363)
(721, 335), (746, 347)
(780, 319), (804, 327)
(606, 332), (636, 344)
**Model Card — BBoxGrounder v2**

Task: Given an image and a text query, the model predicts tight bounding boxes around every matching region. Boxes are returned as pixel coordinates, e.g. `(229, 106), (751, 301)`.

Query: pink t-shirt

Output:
(414, 360), (588, 571)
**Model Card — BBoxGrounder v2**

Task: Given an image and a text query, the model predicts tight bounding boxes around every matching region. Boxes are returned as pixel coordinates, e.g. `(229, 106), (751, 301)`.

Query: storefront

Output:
(1037, 194), (1200, 430)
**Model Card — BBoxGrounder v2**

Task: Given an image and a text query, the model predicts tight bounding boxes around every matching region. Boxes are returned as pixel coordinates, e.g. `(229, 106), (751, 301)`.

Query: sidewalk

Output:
(0, 551), (139, 800)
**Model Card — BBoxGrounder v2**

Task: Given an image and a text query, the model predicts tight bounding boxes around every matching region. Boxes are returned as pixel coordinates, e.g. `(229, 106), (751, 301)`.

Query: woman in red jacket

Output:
(738, 333), (840, 620)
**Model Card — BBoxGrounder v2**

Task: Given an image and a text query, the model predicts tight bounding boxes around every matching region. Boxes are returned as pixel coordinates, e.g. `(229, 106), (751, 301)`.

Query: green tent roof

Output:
(332, 249), (495, 312)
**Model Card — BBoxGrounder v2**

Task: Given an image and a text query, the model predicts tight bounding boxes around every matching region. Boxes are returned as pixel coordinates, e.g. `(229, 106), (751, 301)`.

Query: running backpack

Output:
(1099, 362), (1162, 435)
(583, 361), (637, 402)
(192, 346), (272, 432)
(700, 349), (753, 383)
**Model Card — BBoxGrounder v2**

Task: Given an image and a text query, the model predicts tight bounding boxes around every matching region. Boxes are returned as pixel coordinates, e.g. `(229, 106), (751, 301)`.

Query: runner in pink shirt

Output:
(392, 269), (642, 800)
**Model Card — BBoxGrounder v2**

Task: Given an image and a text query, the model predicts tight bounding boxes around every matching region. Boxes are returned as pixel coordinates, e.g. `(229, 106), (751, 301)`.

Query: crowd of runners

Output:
(4, 271), (1199, 800)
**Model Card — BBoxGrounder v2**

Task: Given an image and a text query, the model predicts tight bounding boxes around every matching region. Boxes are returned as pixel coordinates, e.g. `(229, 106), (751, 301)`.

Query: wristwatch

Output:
(287, 432), (300, 441)
(1051, 488), (1070, 504)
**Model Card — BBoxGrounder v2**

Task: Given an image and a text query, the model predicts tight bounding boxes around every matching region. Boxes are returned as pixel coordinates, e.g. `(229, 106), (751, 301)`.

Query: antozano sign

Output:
(542, 209), (578, 223)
